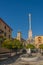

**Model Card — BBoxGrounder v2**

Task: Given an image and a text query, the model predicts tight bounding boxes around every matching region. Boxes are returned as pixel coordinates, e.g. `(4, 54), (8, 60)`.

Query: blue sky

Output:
(0, 0), (43, 39)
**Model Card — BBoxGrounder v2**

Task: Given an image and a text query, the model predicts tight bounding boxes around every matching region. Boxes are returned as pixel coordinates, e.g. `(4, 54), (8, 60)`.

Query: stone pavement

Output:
(0, 53), (43, 65)
(13, 56), (43, 65)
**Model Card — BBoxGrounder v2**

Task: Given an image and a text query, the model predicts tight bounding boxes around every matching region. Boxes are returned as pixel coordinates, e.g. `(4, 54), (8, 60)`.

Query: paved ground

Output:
(0, 53), (22, 65)
(0, 53), (43, 65)
(13, 56), (43, 65)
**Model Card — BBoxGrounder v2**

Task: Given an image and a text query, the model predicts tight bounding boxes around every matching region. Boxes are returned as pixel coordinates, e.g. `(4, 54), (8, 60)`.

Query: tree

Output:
(25, 44), (35, 55)
(39, 44), (43, 49)
(26, 44), (35, 49)
(2, 39), (12, 49)
(39, 44), (43, 55)
(12, 39), (23, 54)
(0, 36), (6, 47)
(12, 39), (23, 49)
(2, 39), (13, 56)
(2, 39), (23, 54)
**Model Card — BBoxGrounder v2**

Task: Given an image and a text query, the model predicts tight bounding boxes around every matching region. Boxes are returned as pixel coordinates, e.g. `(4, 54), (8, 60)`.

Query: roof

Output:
(0, 18), (13, 30)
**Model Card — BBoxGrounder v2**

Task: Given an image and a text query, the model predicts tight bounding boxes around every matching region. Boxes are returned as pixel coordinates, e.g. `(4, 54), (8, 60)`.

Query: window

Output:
(0, 30), (2, 33)
(9, 29), (10, 32)
(0, 30), (3, 34)
(9, 35), (10, 38)
(5, 26), (6, 29)
(4, 32), (6, 36)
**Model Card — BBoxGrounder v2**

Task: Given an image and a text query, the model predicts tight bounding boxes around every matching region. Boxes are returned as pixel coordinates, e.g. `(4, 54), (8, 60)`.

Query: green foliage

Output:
(0, 38), (3, 41)
(2, 39), (23, 49)
(12, 39), (23, 49)
(39, 44), (43, 49)
(26, 44), (35, 49)
(0, 36), (6, 43)
(2, 39), (12, 49)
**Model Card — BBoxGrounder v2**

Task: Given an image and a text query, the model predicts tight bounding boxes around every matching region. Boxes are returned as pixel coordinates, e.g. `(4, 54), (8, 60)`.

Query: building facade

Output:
(35, 36), (43, 48)
(0, 18), (12, 39)
(17, 32), (22, 41)
(16, 32), (26, 45)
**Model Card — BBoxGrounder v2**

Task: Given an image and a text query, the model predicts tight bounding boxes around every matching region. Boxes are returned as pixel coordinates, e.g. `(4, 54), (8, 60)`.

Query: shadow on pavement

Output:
(0, 53), (22, 65)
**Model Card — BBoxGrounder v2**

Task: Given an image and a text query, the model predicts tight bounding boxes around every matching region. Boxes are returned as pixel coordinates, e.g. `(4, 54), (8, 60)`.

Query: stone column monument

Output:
(28, 13), (32, 43)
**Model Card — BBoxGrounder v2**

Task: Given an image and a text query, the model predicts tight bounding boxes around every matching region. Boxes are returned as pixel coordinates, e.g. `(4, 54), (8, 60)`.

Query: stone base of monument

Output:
(20, 56), (39, 62)
(20, 49), (39, 62)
